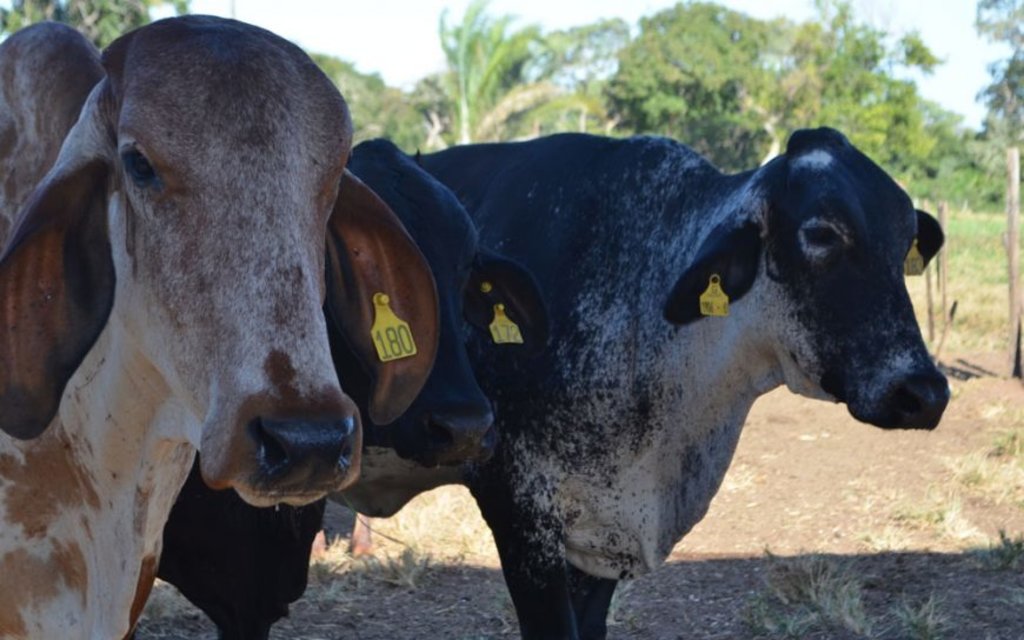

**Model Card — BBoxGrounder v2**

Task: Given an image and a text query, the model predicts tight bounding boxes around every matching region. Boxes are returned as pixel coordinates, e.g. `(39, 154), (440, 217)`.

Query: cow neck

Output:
(0, 314), (194, 639)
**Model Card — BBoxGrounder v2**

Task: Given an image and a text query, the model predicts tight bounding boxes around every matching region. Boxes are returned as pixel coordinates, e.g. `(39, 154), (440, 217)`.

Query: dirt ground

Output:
(137, 353), (1024, 639)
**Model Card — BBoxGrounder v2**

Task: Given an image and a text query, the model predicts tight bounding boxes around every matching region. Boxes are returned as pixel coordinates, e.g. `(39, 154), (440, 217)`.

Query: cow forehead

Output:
(109, 18), (350, 174)
(781, 148), (914, 239)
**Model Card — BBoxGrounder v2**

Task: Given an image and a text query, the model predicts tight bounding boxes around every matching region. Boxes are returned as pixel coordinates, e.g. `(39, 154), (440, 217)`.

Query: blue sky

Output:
(141, 0), (1015, 130)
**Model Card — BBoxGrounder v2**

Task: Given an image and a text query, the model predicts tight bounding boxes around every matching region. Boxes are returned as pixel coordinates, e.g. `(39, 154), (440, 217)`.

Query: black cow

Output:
(154, 139), (547, 640)
(421, 129), (949, 639)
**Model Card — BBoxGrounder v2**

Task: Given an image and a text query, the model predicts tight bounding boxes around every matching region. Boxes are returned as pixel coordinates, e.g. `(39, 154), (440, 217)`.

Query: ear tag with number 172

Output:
(699, 274), (729, 317)
(489, 303), (524, 344)
(904, 239), (925, 276)
(370, 292), (418, 362)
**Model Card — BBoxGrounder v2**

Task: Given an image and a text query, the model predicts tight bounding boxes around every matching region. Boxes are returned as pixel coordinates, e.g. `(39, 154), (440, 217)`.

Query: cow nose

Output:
(885, 371), (950, 430)
(249, 416), (357, 491)
(422, 407), (496, 465)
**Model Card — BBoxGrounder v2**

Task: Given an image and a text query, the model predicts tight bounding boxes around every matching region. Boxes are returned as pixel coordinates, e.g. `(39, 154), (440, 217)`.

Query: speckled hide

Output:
(0, 17), (407, 639)
(423, 130), (948, 635)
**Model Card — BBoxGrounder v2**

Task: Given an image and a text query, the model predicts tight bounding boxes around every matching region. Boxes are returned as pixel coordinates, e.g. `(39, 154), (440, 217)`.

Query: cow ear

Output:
(325, 170), (440, 426)
(464, 249), (549, 356)
(915, 209), (944, 267)
(664, 222), (761, 325)
(0, 86), (115, 440)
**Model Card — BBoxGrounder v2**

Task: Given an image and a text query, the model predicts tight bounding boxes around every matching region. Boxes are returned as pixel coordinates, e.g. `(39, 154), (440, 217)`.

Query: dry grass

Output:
(905, 208), (1022, 355)
(889, 489), (985, 544)
(744, 552), (872, 638)
(345, 485), (496, 564)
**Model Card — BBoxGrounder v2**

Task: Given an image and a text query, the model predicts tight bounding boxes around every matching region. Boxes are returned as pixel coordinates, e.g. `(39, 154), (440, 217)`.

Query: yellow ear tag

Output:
(489, 303), (524, 344)
(903, 239), (925, 276)
(699, 274), (729, 317)
(370, 293), (418, 362)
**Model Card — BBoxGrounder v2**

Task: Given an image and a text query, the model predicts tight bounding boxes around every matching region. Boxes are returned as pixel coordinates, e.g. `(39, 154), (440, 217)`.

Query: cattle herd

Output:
(0, 16), (949, 640)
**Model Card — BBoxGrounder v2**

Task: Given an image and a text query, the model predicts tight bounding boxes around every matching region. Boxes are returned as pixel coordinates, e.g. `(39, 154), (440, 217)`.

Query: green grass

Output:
(891, 595), (948, 640)
(905, 208), (1024, 355)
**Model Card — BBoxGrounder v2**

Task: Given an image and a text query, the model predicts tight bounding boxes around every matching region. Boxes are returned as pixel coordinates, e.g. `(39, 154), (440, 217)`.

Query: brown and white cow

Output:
(0, 18), (438, 639)
(0, 22), (103, 239)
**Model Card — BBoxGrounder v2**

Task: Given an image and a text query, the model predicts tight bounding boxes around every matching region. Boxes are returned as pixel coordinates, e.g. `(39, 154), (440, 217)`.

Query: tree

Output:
(438, 0), (549, 143)
(606, 2), (785, 169)
(311, 54), (426, 153)
(606, 1), (949, 179)
(1, 0), (188, 48)
(977, 0), (1024, 141)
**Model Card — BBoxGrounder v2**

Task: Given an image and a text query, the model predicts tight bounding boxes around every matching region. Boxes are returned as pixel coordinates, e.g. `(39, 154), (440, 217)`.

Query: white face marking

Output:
(791, 149), (834, 171)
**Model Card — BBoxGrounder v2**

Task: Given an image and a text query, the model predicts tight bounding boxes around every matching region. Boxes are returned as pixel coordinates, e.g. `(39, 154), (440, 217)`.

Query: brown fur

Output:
(0, 432), (100, 539)
(0, 16), (441, 637)
(0, 23), (103, 241)
(125, 555), (157, 636)
(326, 171), (440, 425)
(0, 540), (87, 636)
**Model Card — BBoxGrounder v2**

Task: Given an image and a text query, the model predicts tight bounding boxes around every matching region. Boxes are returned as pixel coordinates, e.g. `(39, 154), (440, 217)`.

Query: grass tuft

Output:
(971, 530), (1024, 571)
(743, 552), (871, 637)
(891, 595), (948, 640)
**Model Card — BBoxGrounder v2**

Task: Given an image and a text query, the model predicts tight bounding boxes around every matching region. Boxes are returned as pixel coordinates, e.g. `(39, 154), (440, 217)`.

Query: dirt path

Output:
(138, 359), (1024, 639)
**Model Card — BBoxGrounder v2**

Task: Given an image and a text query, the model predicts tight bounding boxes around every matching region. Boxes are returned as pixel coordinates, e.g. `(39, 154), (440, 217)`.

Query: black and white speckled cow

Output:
(422, 128), (949, 639)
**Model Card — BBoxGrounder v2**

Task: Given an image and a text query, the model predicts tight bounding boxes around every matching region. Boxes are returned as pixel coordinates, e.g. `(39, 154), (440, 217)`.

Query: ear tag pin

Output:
(903, 239), (925, 276)
(370, 292), (418, 362)
(489, 303), (524, 344)
(699, 274), (729, 317)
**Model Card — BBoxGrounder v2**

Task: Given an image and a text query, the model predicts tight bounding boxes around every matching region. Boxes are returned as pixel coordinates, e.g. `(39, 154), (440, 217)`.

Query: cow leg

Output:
(349, 514), (374, 556)
(470, 470), (578, 640)
(567, 564), (617, 640)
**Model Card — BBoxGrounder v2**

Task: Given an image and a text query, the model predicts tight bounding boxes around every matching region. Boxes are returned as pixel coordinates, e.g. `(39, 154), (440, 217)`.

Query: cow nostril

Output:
(249, 418), (289, 470)
(425, 418), (456, 447)
(893, 385), (924, 416)
(338, 416), (356, 467)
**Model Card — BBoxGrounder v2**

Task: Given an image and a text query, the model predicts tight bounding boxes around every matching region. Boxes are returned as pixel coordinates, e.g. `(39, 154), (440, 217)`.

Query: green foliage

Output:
(310, 54), (426, 153)
(438, 0), (544, 143)
(1, 0), (188, 48)
(606, 2), (782, 169)
(599, 0), (1000, 207)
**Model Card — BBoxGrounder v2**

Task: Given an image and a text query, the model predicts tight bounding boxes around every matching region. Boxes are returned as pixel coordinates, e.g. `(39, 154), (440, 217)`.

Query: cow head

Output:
(664, 127), (948, 430)
(339, 140), (547, 467)
(0, 17), (438, 505)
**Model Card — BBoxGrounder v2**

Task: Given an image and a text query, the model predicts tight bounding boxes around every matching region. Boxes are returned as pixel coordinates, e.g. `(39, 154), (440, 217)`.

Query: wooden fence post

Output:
(1008, 147), (1021, 378)
(938, 201), (948, 325)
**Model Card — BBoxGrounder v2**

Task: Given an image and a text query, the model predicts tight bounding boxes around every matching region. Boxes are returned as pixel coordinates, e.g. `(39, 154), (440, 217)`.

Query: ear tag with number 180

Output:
(699, 274), (729, 317)
(904, 239), (925, 276)
(370, 292), (418, 362)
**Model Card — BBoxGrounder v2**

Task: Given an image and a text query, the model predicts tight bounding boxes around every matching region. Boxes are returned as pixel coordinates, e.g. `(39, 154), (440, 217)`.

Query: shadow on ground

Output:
(136, 547), (1024, 640)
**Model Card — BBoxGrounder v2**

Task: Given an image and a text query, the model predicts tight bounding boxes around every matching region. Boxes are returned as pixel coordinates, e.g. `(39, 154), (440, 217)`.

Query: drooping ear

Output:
(464, 249), (549, 356)
(0, 85), (115, 439)
(915, 209), (944, 267)
(325, 170), (440, 425)
(664, 222), (762, 325)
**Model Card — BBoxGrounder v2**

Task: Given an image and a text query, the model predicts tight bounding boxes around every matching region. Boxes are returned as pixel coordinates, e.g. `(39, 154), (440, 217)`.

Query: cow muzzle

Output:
(247, 415), (361, 497)
(841, 367), (950, 430)
(393, 405), (497, 467)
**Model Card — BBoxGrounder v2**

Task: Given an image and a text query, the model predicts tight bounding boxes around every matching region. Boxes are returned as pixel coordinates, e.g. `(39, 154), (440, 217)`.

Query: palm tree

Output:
(439, 0), (550, 143)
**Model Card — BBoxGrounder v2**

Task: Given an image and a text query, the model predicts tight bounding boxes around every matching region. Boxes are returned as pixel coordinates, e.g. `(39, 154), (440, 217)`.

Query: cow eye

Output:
(798, 221), (848, 265)
(122, 149), (158, 187)
(801, 225), (842, 248)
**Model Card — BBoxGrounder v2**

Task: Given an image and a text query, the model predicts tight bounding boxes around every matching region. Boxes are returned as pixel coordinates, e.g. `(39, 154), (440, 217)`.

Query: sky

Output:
(162, 0), (1009, 130)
